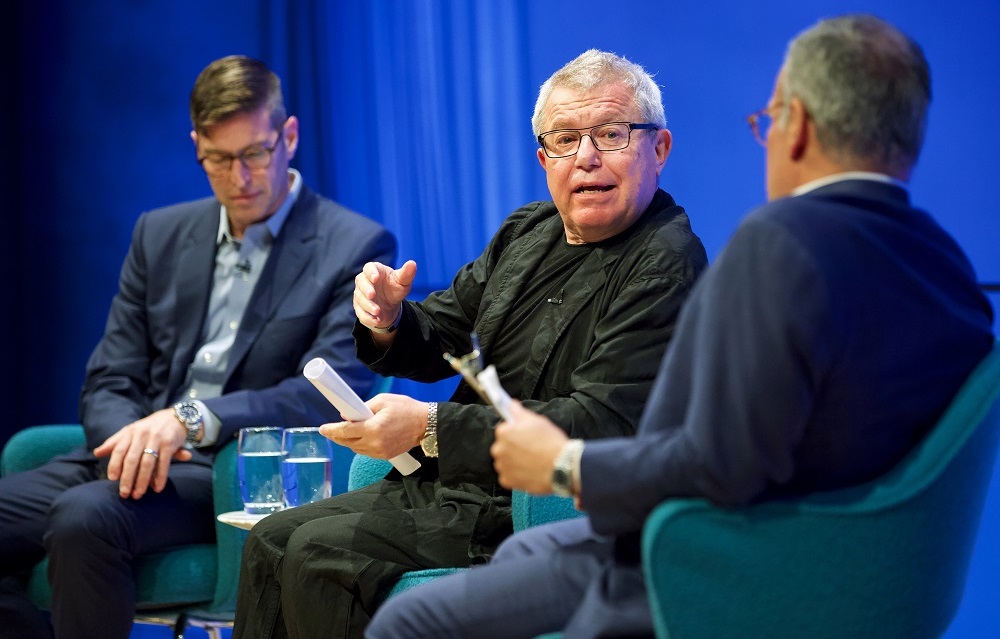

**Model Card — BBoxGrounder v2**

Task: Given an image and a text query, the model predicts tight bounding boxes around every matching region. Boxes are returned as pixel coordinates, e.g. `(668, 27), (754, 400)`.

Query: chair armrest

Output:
(1, 424), (86, 476)
(348, 455), (393, 492)
(512, 491), (582, 532)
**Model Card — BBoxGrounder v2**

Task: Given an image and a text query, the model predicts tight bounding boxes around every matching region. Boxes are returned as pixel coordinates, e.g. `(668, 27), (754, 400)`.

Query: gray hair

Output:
(189, 55), (287, 136)
(781, 14), (931, 174)
(531, 49), (666, 136)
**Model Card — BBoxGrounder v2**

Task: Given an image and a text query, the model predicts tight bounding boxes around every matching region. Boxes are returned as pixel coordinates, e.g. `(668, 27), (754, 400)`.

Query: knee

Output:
(366, 587), (431, 639)
(278, 519), (358, 595)
(281, 522), (346, 576)
(493, 526), (551, 562)
(241, 515), (294, 580)
(45, 481), (130, 552)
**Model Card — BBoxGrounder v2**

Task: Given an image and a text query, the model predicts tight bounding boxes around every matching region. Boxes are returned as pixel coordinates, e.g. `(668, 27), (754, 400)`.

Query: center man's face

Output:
(537, 82), (670, 244)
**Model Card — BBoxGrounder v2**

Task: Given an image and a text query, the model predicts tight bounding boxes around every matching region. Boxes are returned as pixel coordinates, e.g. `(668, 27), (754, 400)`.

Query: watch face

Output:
(421, 432), (438, 457)
(552, 464), (577, 497)
(176, 403), (200, 424)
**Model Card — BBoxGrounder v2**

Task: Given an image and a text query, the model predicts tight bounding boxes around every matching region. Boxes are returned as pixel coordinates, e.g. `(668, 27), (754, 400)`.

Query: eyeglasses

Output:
(198, 128), (284, 176)
(537, 122), (658, 159)
(747, 108), (773, 147)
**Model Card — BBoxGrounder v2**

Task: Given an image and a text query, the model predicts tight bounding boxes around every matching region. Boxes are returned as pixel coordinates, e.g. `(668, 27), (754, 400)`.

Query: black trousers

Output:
(0, 452), (214, 639)
(232, 474), (499, 639)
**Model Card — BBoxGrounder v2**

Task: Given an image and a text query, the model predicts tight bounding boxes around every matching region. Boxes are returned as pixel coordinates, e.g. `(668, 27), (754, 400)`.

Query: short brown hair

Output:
(189, 55), (287, 136)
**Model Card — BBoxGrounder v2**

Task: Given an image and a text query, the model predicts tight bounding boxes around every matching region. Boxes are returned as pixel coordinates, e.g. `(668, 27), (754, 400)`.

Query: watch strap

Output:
(421, 402), (439, 458)
(369, 309), (402, 334)
(552, 439), (584, 497)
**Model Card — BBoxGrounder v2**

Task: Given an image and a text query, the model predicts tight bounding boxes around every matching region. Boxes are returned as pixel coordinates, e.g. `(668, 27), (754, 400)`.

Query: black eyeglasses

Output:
(198, 128), (284, 176)
(537, 122), (658, 158)
(747, 108), (774, 147)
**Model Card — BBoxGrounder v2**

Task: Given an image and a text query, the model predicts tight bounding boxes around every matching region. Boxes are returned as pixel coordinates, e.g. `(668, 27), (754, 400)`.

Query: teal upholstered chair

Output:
(347, 452), (584, 602)
(0, 424), (244, 638)
(639, 340), (1000, 639)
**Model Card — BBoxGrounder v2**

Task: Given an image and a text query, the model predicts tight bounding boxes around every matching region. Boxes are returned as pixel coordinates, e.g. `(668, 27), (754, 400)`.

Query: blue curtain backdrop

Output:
(7, 1), (999, 637)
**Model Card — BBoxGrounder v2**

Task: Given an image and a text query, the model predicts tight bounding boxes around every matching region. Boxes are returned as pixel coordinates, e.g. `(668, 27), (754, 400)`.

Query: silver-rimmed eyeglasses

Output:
(198, 128), (284, 177)
(537, 122), (658, 158)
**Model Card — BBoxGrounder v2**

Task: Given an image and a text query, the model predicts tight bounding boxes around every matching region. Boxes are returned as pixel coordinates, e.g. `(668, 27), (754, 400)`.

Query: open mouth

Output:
(574, 185), (614, 194)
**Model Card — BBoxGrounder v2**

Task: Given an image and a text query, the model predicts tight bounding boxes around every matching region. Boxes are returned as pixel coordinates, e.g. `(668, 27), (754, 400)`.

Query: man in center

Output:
(233, 49), (707, 639)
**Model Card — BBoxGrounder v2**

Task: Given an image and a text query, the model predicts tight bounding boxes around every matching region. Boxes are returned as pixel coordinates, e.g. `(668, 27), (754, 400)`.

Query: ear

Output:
(283, 116), (300, 160)
(537, 147), (549, 170)
(653, 128), (672, 175)
(190, 130), (198, 147)
(786, 97), (809, 160)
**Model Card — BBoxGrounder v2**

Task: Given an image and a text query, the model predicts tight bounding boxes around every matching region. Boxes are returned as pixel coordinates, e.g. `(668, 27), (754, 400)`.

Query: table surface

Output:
(217, 510), (275, 530)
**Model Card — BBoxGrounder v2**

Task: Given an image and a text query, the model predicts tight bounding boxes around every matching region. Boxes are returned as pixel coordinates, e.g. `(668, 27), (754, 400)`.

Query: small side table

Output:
(217, 510), (273, 530)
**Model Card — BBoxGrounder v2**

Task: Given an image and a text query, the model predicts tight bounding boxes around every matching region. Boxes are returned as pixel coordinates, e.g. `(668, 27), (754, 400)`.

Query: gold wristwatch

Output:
(420, 402), (439, 457)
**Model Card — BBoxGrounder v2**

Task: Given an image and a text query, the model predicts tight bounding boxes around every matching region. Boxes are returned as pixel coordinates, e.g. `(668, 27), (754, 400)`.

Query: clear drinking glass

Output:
(280, 427), (333, 508)
(237, 426), (285, 514)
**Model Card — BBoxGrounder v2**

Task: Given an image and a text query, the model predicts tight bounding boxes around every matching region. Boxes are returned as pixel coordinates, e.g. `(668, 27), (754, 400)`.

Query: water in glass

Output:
(238, 426), (284, 514)
(281, 427), (333, 507)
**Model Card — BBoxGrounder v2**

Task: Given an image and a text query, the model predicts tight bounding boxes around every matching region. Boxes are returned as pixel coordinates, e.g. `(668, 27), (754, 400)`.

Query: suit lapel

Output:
(170, 206), (218, 395)
(225, 191), (317, 383)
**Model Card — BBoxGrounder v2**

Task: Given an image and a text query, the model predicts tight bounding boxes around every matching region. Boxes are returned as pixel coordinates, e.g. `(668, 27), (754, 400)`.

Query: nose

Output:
(574, 134), (602, 166)
(227, 158), (252, 186)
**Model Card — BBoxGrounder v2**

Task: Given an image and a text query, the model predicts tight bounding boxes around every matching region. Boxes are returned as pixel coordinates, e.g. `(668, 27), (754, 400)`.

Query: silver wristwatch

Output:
(173, 401), (204, 444)
(551, 439), (584, 497)
(420, 402), (439, 457)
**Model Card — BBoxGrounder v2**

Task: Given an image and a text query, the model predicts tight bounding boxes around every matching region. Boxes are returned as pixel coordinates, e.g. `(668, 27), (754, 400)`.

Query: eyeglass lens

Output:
(200, 130), (282, 175)
(540, 123), (637, 158)
(750, 111), (772, 146)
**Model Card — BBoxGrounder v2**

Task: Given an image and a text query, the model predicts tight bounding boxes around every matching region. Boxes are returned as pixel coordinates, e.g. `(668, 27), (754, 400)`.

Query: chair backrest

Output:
(0, 424), (85, 476)
(641, 341), (1000, 639)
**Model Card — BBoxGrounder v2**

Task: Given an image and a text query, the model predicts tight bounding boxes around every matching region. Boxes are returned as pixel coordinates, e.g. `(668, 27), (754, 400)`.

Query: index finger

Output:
(364, 262), (384, 283)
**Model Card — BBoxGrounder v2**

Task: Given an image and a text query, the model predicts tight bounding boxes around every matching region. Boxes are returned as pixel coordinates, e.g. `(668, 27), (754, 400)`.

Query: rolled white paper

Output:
(476, 365), (513, 421)
(304, 357), (420, 475)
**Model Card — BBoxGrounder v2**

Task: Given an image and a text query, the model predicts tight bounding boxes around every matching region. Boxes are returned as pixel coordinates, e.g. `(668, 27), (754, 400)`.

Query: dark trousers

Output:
(232, 475), (490, 639)
(365, 517), (654, 639)
(0, 452), (214, 639)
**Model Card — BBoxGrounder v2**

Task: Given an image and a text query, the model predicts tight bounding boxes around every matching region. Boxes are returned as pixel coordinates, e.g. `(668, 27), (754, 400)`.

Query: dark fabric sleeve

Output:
(78, 212), (160, 449)
(355, 205), (546, 382)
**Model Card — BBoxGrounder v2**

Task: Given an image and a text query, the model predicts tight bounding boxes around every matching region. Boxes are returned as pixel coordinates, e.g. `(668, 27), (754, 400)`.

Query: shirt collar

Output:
(216, 168), (303, 245)
(791, 171), (908, 197)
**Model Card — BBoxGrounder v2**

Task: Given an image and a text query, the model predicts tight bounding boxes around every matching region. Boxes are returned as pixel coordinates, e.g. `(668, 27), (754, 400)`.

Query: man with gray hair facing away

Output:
(365, 14), (994, 639)
(233, 49), (707, 639)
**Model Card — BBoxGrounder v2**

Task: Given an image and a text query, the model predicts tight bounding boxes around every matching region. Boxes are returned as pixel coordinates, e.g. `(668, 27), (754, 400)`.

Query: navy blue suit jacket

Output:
(78, 185), (397, 465)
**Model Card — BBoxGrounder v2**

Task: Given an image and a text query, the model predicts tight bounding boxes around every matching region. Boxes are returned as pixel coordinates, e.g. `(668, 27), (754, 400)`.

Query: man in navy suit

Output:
(365, 14), (995, 639)
(0, 55), (396, 639)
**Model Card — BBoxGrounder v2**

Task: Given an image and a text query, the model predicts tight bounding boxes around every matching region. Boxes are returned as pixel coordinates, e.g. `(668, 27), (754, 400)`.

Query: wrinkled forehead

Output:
(541, 82), (638, 130)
